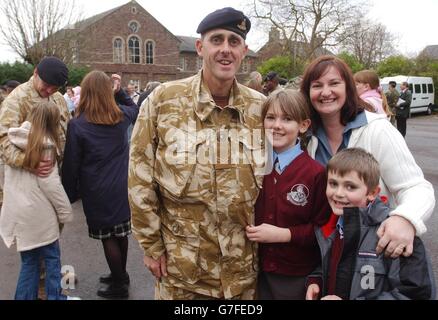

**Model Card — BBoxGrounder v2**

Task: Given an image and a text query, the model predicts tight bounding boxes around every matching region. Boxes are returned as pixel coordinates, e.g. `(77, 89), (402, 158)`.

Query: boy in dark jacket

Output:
(306, 148), (435, 300)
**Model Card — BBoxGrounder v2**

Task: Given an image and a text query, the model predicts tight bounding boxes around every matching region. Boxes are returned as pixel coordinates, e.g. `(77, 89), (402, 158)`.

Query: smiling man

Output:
(129, 7), (266, 300)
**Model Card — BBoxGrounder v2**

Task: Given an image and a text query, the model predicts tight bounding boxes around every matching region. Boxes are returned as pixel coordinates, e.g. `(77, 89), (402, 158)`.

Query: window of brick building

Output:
(241, 59), (249, 73)
(145, 40), (154, 65)
(179, 57), (188, 71)
(129, 21), (139, 33)
(128, 36), (140, 64)
(113, 38), (124, 63)
(196, 57), (203, 71)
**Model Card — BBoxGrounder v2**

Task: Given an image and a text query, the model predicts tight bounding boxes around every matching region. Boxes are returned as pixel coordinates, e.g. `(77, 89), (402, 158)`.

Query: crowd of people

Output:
(0, 6), (435, 301)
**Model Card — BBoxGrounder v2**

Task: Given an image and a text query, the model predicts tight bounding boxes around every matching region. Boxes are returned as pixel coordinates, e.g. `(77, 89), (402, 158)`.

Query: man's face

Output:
(33, 70), (60, 98)
(263, 79), (277, 93)
(195, 29), (248, 84)
(127, 84), (136, 95)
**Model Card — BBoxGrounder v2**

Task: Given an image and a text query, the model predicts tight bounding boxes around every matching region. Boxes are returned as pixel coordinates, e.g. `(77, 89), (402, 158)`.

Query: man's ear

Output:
(367, 186), (381, 202)
(195, 39), (203, 57)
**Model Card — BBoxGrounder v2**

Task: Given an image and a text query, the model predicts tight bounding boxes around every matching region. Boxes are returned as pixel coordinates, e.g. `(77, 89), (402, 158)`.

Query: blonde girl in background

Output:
(0, 101), (74, 300)
(354, 70), (393, 118)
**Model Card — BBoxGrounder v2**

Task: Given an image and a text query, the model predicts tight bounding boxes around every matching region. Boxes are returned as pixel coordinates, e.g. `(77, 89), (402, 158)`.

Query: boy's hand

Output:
(245, 224), (291, 243)
(376, 215), (415, 258)
(306, 284), (320, 300)
(321, 295), (342, 300)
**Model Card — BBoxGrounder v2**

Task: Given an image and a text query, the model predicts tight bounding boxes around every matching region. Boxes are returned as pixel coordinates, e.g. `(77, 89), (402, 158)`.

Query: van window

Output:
(414, 84), (421, 93)
(428, 84), (434, 94)
(422, 84), (427, 94)
(409, 84), (413, 92)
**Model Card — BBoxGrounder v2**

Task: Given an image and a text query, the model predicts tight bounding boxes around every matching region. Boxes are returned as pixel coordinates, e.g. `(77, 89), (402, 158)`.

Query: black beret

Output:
(197, 7), (251, 40)
(36, 56), (69, 87)
(264, 71), (279, 82)
(4, 80), (20, 89)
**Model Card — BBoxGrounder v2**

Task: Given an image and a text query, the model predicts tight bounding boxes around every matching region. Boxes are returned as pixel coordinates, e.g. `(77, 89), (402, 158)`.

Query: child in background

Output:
(246, 89), (331, 300)
(306, 148), (435, 300)
(0, 101), (75, 300)
(71, 86), (81, 110)
(63, 86), (76, 116)
(354, 70), (392, 117)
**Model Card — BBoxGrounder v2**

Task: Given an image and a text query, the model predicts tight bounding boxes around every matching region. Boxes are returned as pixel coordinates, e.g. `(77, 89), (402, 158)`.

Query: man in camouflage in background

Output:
(0, 56), (71, 299)
(385, 80), (400, 126)
(129, 7), (267, 300)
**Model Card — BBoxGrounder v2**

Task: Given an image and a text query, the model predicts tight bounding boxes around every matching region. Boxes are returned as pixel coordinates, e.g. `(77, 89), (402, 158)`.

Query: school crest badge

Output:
(287, 184), (309, 206)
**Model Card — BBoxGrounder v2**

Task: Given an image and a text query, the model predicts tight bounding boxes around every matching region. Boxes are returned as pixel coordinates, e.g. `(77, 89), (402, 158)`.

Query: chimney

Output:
(269, 27), (280, 42)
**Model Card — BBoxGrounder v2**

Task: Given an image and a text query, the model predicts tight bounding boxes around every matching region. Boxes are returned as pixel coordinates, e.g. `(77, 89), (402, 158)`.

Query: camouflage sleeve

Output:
(128, 90), (164, 260)
(56, 95), (71, 166)
(0, 94), (26, 168)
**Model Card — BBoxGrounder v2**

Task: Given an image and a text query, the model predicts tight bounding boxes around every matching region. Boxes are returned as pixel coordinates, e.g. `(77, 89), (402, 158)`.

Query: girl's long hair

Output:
(75, 70), (123, 125)
(354, 70), (393, 116)
(23, 101), (61, 170)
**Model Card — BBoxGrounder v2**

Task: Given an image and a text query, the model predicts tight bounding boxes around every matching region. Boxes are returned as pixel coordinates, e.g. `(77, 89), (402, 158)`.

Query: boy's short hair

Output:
(327, 148), (380, 191)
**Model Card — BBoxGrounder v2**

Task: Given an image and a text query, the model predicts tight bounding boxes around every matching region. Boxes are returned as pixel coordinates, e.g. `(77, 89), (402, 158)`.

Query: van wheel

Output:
(427, 105), (432, 115)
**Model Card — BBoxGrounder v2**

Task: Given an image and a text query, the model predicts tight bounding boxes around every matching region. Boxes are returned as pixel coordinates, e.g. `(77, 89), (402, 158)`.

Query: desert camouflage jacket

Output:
(129, 71), (267, 299)
(0, 76), (70, 168)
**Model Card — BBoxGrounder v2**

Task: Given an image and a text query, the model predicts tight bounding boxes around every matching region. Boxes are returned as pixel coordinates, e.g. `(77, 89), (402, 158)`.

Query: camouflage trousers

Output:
(389, 108), (397, 126)
(155, 279), (256, 300)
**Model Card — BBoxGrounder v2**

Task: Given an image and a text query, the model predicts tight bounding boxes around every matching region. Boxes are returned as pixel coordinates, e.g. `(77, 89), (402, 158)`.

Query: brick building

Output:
(257, 27), (332, 63)
(68, 0), (257, 89)
(419, 45), (438, 60)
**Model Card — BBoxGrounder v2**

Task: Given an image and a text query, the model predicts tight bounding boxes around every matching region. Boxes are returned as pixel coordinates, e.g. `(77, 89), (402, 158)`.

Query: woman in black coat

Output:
(62, 71), (139, 299)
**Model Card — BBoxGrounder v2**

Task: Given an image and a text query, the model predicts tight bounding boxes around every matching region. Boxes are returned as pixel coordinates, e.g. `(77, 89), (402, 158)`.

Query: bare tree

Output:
(341, 17), (397, 69)
(0, 0), (82, 65)
(248, 0), (367, 59)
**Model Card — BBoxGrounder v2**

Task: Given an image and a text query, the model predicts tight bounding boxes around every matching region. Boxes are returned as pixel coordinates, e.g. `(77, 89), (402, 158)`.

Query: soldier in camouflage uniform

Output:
(0, 57), (70, 299)
(129, 8), (267, 300)
(385, 81), (400, 126)
(0, 57), (70, 176)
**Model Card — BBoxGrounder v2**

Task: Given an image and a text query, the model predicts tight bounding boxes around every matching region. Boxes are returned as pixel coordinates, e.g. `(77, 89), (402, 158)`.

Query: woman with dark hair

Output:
(62, 71), (138, 299)
(300, 55), (435, 260)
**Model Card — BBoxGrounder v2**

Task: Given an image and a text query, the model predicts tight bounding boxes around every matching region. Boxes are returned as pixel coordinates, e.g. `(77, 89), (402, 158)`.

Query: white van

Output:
(381, 76), (435, 115)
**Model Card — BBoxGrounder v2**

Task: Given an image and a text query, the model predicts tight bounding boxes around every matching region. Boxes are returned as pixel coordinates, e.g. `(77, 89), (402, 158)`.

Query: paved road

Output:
(1, 114), (438, 300)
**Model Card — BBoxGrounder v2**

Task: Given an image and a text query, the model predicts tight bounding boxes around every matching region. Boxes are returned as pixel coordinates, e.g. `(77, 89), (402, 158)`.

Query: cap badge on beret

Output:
(237, 20), (247, 31)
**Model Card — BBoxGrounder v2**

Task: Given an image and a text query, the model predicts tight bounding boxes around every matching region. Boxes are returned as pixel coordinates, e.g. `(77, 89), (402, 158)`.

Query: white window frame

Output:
(128, 35), (141, 64)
